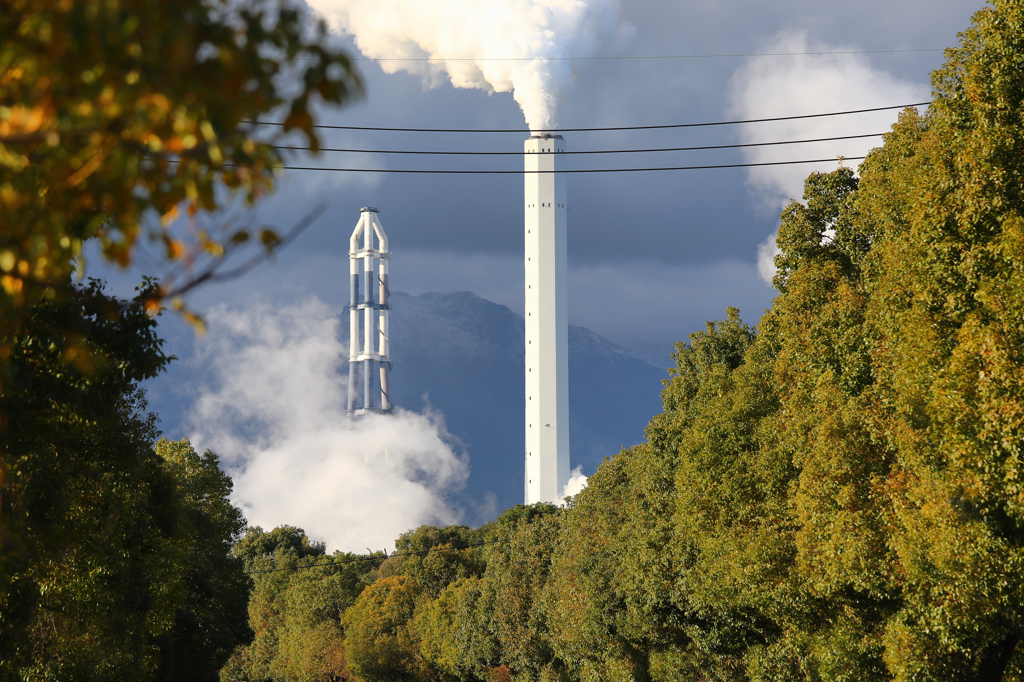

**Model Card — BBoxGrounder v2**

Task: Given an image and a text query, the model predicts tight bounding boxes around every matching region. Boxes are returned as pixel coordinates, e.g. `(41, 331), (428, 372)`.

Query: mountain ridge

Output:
(385, 290), (665, 515)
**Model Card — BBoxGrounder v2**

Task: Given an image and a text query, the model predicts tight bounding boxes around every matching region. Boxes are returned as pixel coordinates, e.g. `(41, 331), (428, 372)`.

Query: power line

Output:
(315, 48), (945, 62)
(246, 102), (930, 134)
(272, 132), (885, 157)
(246, 540), (502, 575)
(256, 156), (865, 175)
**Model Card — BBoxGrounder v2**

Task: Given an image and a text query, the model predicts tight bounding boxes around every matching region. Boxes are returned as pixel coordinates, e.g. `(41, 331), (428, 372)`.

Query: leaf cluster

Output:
(0, 0), (361, 348)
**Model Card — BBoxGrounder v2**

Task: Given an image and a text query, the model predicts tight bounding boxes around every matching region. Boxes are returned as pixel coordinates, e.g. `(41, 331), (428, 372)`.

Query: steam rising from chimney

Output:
(308, 0), (630, 131)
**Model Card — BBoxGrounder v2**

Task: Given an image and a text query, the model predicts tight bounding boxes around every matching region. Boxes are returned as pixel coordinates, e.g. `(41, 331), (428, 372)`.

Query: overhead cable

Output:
(245, 102), (931, 134)
(341, 49), (942, 62)
(271, 132), (886, 157)
(253, 156), (866, 175)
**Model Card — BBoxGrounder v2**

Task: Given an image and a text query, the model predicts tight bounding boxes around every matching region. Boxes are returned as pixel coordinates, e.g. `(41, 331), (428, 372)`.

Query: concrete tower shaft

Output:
(524, 134), (570, 504)
(347, 207), (391, 414)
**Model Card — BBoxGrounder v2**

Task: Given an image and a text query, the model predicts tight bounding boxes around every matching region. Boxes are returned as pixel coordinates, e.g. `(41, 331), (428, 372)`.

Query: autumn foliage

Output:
(6, 0), (1024, 680)
(0, 0), (361, 343)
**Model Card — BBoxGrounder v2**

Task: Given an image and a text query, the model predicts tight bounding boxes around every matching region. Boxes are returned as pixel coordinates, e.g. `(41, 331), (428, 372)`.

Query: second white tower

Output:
(347, 207), (391, 414)
(524, 134), (570, 504)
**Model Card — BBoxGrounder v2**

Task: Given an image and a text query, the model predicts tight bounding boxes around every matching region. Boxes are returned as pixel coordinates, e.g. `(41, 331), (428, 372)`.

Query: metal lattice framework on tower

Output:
(347, 207), (392, 414)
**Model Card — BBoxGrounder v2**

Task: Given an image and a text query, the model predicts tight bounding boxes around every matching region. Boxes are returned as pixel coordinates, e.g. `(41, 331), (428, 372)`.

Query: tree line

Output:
(4, 0), (1024, 680)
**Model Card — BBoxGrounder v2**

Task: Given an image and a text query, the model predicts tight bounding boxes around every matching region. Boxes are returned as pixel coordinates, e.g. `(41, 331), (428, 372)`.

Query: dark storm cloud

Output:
(247, 0), (975, 272)
(97, 0), (981, 344)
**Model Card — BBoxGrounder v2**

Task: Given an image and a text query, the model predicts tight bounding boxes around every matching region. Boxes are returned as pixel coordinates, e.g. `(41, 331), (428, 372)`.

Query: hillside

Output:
(386, 290), (666, 512)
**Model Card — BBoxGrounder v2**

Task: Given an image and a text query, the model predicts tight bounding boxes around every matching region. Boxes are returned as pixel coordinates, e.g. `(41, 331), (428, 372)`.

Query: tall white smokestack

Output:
(524, 134), (569, 504)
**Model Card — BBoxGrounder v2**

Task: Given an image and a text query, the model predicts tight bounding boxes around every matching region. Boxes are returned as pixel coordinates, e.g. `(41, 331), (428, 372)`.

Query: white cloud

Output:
(185, 297), (468, 552)
(756, 230), (781, 285)
(307, 0), (631, 131)
(728, 31), (929, 284)
(728, 30), (930, 211)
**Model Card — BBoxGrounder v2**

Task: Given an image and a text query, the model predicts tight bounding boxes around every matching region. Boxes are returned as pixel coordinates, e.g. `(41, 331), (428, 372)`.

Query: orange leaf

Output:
(161, 204), (180, 226)
(66, 146), (110, 187)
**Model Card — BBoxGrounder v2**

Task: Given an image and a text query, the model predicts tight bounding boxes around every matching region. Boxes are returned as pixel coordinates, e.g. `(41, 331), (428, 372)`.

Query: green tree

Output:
(233, 525), (328, 570)
(226, 525), (374, 682)
(344, 575), (428, 682)
(1, 5), (362, 666)
(414, 576), (496, 682)
(0, 279), (179, 680)
(745, 166), (893, 681)
(231, 525), (326, 680)
(546, 309), (786, 682)
(386, 525), (487, 599)
(851, 1), (1024, 673)
(482, 505), (562, 682)
(153, 438), (251, 682)
(269, 559), (367, 682)
(408, 507), (560, 682)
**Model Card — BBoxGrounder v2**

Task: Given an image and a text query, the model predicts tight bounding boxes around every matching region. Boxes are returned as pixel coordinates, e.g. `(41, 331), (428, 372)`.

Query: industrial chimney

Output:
(524, 134), (570, 504)
(347, 207), (392, 414)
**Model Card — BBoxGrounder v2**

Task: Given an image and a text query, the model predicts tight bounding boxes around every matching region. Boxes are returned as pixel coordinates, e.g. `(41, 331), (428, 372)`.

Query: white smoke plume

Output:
(727, 31), (930, 284)
(558, 465), (588, 504)
(308, 0), (630, 131)
(186, 297), (468, 552)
